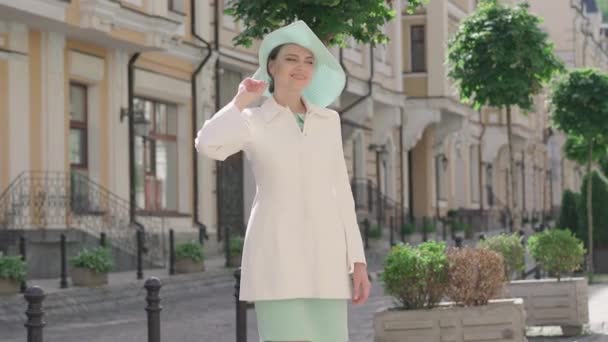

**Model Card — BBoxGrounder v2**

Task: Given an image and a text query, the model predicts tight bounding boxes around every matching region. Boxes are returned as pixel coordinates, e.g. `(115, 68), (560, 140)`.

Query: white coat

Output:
(195, 95), (367, 301)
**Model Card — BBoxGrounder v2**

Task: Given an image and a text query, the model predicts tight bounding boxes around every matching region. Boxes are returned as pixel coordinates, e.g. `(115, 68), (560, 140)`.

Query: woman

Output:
(195, 20), (370, 342)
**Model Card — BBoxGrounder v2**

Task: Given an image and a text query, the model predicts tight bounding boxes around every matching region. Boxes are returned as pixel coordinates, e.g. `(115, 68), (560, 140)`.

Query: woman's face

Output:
(268, 44), (315, 93)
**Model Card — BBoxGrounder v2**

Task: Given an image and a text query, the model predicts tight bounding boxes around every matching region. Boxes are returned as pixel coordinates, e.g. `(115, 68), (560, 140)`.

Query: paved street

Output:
(1, 251), (607, 342)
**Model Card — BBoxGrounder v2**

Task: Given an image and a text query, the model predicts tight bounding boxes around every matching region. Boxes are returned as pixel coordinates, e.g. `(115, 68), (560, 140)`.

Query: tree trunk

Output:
(506, 106), (519, 232)
(586, 141), (594, 274)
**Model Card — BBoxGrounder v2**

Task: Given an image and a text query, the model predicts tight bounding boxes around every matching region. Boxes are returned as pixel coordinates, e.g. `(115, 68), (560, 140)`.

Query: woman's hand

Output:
(233, 77), (267, 111)
(351, 262), (371, 305)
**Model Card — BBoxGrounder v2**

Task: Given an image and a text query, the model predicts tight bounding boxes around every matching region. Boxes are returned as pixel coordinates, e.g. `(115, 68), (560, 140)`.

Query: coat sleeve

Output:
(194, 101), (253, 161)
(332, 114), (367, 274)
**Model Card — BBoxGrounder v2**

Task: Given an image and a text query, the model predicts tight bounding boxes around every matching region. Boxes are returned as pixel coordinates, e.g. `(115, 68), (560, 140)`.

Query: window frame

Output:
(168, 0), (186, 15)
(69, 82), (88, 170)
(410, 25), (427, 73)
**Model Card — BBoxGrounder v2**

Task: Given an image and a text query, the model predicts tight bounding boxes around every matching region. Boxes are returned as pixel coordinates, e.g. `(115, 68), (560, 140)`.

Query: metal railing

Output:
(0, 171), (167, 267)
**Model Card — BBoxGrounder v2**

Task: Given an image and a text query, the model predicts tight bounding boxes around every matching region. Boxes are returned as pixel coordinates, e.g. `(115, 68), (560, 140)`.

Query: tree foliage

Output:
(447, 0), (563, 110)
(578, 171), (608, 248)
(224, 0), (405, 47)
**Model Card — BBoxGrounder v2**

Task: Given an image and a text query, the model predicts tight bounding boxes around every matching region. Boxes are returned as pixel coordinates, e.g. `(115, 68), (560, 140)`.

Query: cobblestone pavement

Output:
(1, 235), (607, 342)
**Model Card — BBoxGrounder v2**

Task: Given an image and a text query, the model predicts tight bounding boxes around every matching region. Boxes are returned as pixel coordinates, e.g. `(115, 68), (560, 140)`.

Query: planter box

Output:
(71, 267), (108, 287)
(175, 258), (205, 274)
(505, 277), (588, 335)
(0, 278), (20, 296)
(374, 298), (526, 342)
(227, 253), (242, 267)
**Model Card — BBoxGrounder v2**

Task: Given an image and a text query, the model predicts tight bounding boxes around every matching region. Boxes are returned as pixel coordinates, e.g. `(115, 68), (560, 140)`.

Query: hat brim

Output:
(251, 20), (346, 108)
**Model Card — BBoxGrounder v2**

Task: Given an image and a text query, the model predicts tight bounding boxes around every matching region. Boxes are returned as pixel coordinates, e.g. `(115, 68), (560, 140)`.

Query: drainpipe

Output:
(214, 0), (224, 242)
(399, 107), (406, 229)
(127, 52), (143, 232)
(338, 45), (374, 117)
(191, 0), (213, 244)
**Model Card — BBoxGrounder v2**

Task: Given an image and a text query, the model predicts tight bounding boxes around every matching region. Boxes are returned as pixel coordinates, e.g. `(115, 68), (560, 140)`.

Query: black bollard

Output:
(144, 277), (162, 342)
(534, 265), (541, 280)
(136, 230), (144, 280)
(169, 229), (175, 275)
(363, 218), (370, 250)
(234, 268), (247, 342)
(198, 224), (207, 245)
(19, 236), (27, 293)
(60, 234), (68, 289)
(100, 232), (107, 247)
(24, 286), (45, 342)
(478, 233), (486, 241)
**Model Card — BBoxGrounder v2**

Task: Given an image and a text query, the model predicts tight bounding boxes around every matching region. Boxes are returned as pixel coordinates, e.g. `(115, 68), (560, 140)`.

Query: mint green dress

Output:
(253, 112), (349, 342)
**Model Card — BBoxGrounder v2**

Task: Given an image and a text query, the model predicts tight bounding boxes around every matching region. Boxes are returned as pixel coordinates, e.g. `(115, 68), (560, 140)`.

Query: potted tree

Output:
(506, 228), (588, 336)
(70, 246), (113, 287)
(374, 242), (526, 341)
(0, 253), (26, 296)
(228, 235), (244, 267)
(175, 240), (205, 274)
(478, 233), (526, 280)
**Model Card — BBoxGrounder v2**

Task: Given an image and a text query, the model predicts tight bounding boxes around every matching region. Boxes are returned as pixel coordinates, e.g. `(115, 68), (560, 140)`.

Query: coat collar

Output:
(259, 95), (331, 123)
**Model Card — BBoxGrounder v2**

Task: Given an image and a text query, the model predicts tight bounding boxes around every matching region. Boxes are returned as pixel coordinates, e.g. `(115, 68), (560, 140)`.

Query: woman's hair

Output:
(267, 44), (286, 93)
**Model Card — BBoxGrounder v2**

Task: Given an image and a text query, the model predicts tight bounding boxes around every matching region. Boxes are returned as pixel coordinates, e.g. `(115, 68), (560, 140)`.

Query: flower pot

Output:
(175, 257), (205, 274)
(374, 298), (527, 342)
(228, 253), (242, 267)
(71, 267), (108, 287)
(504, 277), (588, 335)
(0, 278), (20, 296)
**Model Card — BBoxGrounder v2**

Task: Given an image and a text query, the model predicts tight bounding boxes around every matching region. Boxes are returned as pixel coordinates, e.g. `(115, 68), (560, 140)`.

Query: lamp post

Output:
(435, 153), (448, 221)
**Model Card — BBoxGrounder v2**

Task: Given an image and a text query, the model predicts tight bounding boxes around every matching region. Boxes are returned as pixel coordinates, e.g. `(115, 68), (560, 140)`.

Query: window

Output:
(410, 25), (426, 72)
(69, 83), (88, 169)
(134, 98), (179, 212)
(168, 0), (186, 14)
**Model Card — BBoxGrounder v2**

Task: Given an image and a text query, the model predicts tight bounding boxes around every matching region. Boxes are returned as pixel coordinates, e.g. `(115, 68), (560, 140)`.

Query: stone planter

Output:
(504, 277), (588, 335)
(374, 298), (526, 342)
(0, 278), (20, 296)
(175, 258), (205, 274)
(227, 253), (242, 267)
(71, 267), (108, 287)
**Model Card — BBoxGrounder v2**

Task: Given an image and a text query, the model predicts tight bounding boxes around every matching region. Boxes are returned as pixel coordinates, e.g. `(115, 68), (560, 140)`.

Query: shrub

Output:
(446, 247), (505, 306)
(558, 189), (580, 234)
(422, 220), (436, 233)
(175, 240), (205, 262)
(380, 241), (448, 310)
(0, 254), (26, 282)
(230, 235), (244, 255)
(401, 223), (416, 236)
(70, 247), (113, 273)
(368, 224), (382, 239)
(477, 233), (525, 280)
(527, 228), (585, 281)
(578, 171), (608, 248)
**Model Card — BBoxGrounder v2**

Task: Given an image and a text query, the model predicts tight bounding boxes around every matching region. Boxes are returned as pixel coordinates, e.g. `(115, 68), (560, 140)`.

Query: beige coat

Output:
(195, 96), (366, 301)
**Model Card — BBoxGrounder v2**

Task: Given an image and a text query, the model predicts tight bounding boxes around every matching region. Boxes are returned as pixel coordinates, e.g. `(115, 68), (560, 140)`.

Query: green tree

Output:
(578, 172), (608, 251)
(224, 0), (424, 47)
(549, 68), (608, 273)
(447, 0), (563, 232)
(557, 189), (580, 235)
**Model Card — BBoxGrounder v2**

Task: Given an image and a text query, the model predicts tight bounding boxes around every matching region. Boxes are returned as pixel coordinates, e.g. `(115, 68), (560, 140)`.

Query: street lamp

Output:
(120, 107), (151, 136)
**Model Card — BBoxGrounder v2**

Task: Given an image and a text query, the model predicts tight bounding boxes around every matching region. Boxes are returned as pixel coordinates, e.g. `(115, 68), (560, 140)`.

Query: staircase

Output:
(0, 171), (167, 268)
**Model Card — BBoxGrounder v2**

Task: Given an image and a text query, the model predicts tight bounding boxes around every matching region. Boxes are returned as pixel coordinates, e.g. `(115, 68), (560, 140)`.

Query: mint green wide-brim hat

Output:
(251, 20), (346, 108)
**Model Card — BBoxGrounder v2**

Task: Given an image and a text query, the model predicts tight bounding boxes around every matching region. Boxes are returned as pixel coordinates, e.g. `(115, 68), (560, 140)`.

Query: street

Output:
(1, 270), (607, 342)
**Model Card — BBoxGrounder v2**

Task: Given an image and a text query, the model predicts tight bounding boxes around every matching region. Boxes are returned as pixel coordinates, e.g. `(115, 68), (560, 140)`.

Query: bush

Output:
(0, 253), (26, 282)
(368, 224), (382, 239)
(401, 223), (416, 236)
(175, 240), (205, 262)
(230, 235), (244, 255)
(380, 241), (448, 310)
(578, 171), (608, 248)
(422, 220), (436, 233)
(446, 247), (505, 306)
(527, 228), (585, 281)
(477, 233), (525, 280)
(70, 247), (113, 273)
(558, 189), (580, 234)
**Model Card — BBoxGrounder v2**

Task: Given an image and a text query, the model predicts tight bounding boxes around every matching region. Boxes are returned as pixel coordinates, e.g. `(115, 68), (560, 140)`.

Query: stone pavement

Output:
(1, 230), (607, 341)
